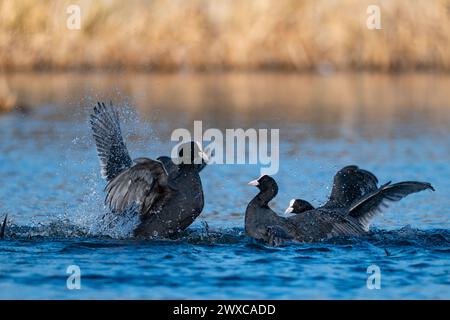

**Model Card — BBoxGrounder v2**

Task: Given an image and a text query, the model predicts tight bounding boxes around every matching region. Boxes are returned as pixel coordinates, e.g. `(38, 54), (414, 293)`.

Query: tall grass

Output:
(0, 0), (449, 71)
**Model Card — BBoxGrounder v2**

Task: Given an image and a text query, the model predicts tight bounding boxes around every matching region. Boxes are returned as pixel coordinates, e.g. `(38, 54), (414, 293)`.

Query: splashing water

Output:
(0, 73), (449, 299)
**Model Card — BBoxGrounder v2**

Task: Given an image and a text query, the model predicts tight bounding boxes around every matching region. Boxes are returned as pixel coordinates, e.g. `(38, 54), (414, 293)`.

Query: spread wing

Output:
(314, 212), (366, 237)
(104, 158), (170, 215)
(348, 181), (434, 230)
(90, 102), (132, 181)
(325, 165), (379, 208)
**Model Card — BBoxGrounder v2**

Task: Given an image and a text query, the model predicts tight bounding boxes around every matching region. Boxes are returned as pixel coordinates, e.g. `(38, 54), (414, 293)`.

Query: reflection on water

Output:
(3, 72), (450, 139)
(0, 72), (449, 299)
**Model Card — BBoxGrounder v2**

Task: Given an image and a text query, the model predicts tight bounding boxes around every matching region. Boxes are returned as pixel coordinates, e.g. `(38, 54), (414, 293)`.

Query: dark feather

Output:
(104, 158), (170, 215)
(90, 101), (132, 181)
(157, 156), (180, 179)
(0, 214), (7, 239)
(326, 165), (379, 208)
(349, 181), (434, 230)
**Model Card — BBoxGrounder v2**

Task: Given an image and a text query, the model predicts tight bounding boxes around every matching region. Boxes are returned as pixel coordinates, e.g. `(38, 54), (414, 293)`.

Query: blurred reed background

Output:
(0, 0), (449, 71)
(0, 0), (449, 112)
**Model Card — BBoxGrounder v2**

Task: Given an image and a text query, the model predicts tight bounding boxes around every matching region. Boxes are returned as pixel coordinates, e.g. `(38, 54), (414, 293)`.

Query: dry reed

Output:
(0, 0), (449, 72)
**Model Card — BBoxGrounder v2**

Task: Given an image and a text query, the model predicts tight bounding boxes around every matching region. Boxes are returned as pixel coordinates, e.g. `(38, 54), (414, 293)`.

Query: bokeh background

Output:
(1, 0), (450, 71)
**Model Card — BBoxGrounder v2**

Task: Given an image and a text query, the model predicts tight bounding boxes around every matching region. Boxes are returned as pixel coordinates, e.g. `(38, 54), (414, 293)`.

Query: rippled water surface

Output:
(0, 72), (449, 299)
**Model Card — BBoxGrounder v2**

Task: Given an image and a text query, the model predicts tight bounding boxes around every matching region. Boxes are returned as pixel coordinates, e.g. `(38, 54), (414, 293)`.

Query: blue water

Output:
(0, 73), (449, 299)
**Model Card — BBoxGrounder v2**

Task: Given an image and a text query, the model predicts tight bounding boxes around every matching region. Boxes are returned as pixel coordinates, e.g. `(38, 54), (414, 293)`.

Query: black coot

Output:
(246, 166), (434, 245)
(90, 102), (210, 238)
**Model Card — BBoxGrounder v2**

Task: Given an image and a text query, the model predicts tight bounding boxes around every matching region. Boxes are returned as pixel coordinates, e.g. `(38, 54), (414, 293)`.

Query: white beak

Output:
(248, 179), (259, 186)
(284, 206), (294, 214)
(194, 141), (203, 150)
(198, 151), (209, 163)
(285, 199), (296, 214)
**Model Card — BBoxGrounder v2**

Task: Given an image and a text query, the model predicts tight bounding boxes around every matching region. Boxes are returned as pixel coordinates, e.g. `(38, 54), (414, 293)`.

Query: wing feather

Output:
(90, 102), (132, 181)
(104, 158), (170, 215)
(326, 165), (379, 207)
(349, 181), (434, 230)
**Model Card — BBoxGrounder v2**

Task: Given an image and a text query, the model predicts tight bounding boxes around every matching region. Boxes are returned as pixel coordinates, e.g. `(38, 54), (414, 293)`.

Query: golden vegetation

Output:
(0, 0), (449, 71)
(0, 78), (17, 112)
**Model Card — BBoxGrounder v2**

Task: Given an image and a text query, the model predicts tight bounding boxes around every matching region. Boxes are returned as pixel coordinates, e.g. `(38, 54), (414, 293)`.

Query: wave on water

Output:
(2, 217), (450, 249)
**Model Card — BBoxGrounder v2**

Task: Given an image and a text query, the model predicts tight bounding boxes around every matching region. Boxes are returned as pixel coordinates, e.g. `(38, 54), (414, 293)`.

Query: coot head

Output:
(177, 141), (209, 165)
(285, 199), (315, 214)
(248, 175), (278, 194)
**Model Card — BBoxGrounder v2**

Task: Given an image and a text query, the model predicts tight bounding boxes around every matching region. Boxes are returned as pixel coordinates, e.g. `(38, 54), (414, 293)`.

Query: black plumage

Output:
(90, 102), (209, 238)
(246, 166), (434, 245)
(0, 214), (7, 239)
(90, 102), (132, 181)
